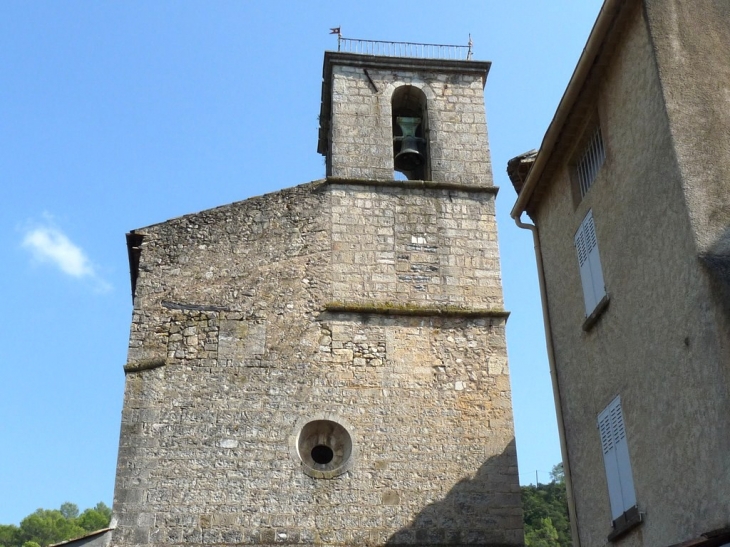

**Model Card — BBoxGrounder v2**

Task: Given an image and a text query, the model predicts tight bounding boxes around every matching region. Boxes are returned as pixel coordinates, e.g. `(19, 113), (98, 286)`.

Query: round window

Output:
(296, 419), (353, 478)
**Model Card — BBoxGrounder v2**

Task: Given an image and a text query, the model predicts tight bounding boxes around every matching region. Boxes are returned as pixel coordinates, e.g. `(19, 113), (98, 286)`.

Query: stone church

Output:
(109, 45), (523, 547)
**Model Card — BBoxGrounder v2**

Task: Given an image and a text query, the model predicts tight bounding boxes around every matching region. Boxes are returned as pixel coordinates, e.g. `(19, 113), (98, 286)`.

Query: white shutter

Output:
(598, 401), (624, 520)
(584, 212), (606, 305)
(575, 217), (597, 314)
(575, 210), (605, 315)
(610, 401), (637, 511)
(598, 396), (636, 520)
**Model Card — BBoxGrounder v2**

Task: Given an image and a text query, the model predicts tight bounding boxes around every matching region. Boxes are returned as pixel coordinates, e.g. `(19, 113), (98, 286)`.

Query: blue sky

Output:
(0, 1), (603, 525)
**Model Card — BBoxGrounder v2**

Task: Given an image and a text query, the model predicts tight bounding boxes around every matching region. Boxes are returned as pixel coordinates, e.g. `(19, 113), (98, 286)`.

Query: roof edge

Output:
(510, 0), (631, 219)
(48, 528), (114, 547)
(322, 51), (491, 76)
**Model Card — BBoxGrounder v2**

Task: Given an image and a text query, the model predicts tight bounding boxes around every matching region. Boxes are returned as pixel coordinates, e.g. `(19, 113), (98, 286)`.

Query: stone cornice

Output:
(322, 302), (509, 319)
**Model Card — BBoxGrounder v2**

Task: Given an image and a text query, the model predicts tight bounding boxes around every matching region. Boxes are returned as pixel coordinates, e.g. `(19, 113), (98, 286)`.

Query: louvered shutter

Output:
(584, 212), (606, 305)
(575, 210), (606, 315)
(611, 400), (637, 511)
(598, 397), (636, 520)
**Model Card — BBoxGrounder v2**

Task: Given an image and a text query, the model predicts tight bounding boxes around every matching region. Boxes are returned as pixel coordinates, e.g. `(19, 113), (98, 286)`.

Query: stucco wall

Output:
(533, 4), (730, 545)
(644, 0), (730, 415)
(645, 0), (730, 255)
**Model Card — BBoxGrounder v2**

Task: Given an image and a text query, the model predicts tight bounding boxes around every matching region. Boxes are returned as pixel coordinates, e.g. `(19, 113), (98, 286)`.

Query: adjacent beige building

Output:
(111, 46), (523, 547)
(509, 1), (730, 546)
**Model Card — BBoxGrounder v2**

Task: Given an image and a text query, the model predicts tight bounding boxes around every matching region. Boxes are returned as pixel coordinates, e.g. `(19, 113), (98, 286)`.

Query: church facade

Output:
(110, 48), (522, 547)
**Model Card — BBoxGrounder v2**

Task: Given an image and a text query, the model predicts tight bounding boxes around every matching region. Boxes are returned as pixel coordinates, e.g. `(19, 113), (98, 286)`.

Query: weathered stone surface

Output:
(112, 51), (521, 547)
(323, 54), (492, 187)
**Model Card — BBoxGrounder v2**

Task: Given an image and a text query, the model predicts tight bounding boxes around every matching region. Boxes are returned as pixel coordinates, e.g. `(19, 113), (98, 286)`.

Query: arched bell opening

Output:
(392, 86), (429, 181)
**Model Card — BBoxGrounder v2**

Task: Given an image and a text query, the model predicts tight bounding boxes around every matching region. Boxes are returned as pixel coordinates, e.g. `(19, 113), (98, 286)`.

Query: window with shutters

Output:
(572, 124), (606, 201)
(598, 397), (642, 541)
(575, 210), (607, 324)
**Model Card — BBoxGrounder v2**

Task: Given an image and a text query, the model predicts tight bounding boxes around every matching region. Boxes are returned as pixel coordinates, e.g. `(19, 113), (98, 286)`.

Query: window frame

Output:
(569, 117), (607, 206)
(575, 126), (606, 198)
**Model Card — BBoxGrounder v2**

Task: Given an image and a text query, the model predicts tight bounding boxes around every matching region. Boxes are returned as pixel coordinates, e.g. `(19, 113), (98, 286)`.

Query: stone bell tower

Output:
(111, 42), (522, 547)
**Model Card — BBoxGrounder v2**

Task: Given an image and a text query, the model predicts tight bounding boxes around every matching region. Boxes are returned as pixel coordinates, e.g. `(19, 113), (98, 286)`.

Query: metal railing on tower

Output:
(329, 28), (473, 60)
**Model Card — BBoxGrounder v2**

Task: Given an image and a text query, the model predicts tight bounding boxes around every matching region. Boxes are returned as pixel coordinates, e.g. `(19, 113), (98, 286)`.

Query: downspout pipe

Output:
(514, 212), (581, 547)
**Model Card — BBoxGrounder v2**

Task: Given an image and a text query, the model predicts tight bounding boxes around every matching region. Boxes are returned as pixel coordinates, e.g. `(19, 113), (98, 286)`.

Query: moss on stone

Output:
(323, 301), (509, 318)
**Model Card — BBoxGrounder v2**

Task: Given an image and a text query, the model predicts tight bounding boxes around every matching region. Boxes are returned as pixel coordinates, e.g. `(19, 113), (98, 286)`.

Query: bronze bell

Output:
(394, 117), (425, 172)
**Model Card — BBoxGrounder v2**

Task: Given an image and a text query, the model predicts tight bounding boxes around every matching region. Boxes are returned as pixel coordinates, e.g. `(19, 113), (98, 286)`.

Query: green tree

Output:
(58, 505), (78, 522)
(76, 506), (109, 534)
(17, 509), (86, 547)
(0, 503), (111, 547)
(522, 467), (572, 547)
(0, 524), (20, 547)
(550, 463), (565, 484)
(92, 504), (111, 523)
(525, 517), (560, 547)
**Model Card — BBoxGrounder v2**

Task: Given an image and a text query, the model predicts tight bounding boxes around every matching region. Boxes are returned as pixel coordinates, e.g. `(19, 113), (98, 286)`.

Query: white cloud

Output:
(23, 226), (93, 277)
(21, 222), (111, 292)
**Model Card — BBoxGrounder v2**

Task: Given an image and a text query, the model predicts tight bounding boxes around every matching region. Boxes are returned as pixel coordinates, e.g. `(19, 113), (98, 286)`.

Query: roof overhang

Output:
(510, 0), (635, 219)
(126, 231), (144, 302)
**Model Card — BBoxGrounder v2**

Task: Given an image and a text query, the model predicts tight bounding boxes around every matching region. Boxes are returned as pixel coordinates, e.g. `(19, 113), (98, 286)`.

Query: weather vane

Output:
(330, 26), (342, 51)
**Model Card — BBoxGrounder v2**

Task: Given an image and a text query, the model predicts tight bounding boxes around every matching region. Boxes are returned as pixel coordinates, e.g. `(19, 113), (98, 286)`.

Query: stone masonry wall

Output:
(329, 63), (492, 186)
(330, 185), (503, 309)
(112, 179), (522, 547)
